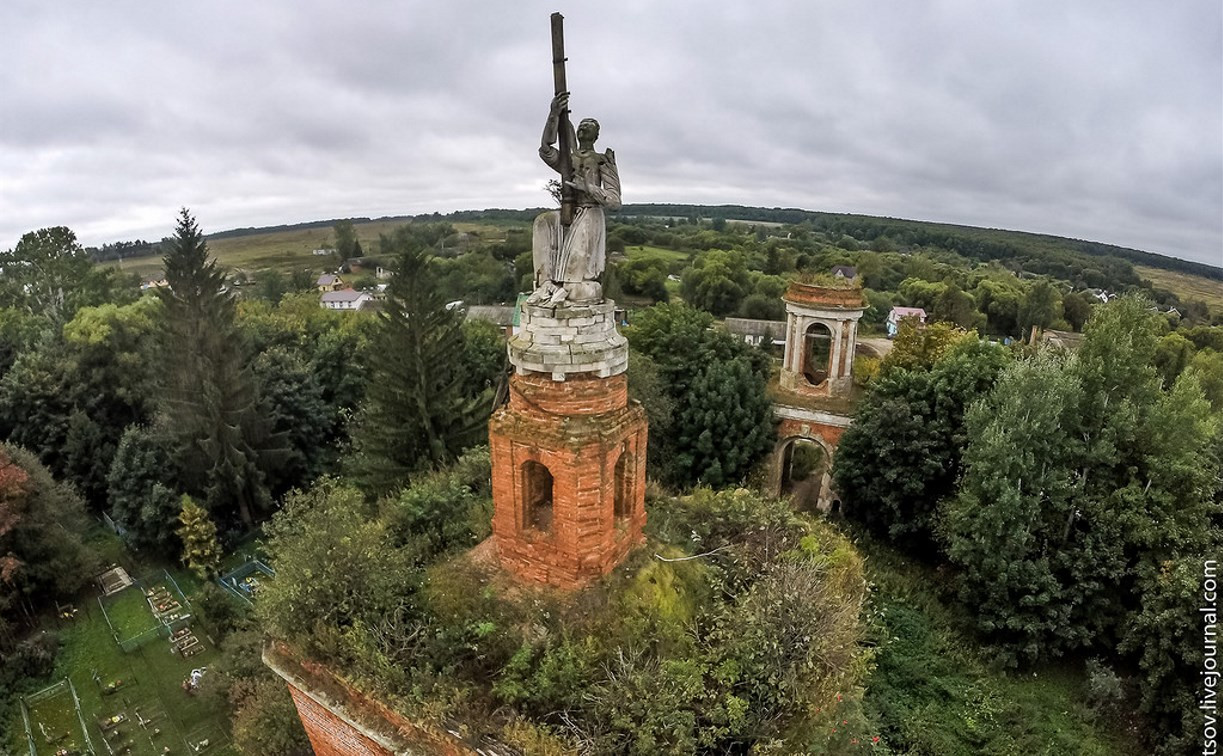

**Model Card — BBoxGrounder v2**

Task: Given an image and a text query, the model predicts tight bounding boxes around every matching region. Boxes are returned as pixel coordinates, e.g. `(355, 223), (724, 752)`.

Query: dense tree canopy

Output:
(832, 336), (1009, 555)
(626, 303), (774, 488)
(938, 297), (1221, 750)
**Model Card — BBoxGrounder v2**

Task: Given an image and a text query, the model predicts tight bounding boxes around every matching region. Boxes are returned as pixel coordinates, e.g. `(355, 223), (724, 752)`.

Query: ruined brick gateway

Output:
(769, 279), (868, 513)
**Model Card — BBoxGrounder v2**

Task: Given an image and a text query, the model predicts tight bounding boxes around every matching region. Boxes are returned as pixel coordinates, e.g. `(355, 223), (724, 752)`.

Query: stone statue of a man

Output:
(527, 91), (621, 306)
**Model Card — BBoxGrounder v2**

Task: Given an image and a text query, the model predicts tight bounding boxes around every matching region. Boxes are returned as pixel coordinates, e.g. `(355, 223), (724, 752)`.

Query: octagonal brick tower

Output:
(488, 301), (648, 589)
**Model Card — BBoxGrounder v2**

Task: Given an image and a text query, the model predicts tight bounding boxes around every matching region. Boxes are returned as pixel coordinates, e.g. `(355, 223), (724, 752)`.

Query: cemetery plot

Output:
(98, 571), (193, 653)
(99, 586), (159, 646)
(6, 576), (236, 756)
(143, 581), (190, 627)
(183, 722), (231, 754)
(93, 697), (185, 756)
(21, 679), (95, 756)
(217, 559), (275, 606)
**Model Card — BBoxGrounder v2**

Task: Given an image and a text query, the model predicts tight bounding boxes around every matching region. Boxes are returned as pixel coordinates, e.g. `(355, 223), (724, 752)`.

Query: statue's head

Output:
(577, 118), (600, 144)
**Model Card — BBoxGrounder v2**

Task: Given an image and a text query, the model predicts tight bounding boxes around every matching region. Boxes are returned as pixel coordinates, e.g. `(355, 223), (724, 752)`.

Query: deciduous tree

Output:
(107, 424), (182, 555)
(0, 445), (95, 630)
(177, 495), (222, 579)
(332, 220), (359, 262)
(833, 338), (1009, 554)
(0, 227), (136, 326)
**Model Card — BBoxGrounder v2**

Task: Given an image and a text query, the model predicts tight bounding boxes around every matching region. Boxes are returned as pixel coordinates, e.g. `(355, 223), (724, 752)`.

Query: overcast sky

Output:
(1, 1), (1220, 266)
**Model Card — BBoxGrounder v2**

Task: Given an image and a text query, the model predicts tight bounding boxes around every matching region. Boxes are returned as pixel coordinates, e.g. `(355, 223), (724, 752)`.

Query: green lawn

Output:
(100, 586), (159, 642)
(625, 244), (689, 263)
(857, 534), (1143, 755)
(25, 684), (89, 755)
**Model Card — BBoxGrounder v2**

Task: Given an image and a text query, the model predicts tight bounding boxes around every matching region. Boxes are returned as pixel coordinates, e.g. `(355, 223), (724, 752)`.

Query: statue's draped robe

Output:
(533, 144), (621, 290)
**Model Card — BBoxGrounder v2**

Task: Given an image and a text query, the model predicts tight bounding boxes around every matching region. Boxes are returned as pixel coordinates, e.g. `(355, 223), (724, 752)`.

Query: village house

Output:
(316, 273), (344, 292)
(724, 317), (787, 348)
(886, 306), (927, 338)
(1038, 328), (1085, 350)
(319, 289), (372, 311)
(464, 304), (519, 338)
(831, 265), (858, 280)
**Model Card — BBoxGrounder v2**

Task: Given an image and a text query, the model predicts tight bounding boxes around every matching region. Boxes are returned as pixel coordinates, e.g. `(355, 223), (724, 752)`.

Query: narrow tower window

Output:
(802, 322), (832, 385)
(614, 450), (632, 520)
(522, 461), (554, 532)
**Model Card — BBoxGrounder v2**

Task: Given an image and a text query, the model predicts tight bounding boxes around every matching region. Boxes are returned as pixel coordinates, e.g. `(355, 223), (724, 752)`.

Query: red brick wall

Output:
(509, 371), (628, 415)
(288, 683), (392, 756)
(267, 643), (480, 755)
(783, 281), (865, 309)
(777, 416), (846, 449)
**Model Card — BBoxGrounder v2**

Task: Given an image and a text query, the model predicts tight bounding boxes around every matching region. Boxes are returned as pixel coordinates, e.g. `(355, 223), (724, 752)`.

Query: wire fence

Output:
(98, 569), (194, 653)
(19, 692), (37, 756)
(217, 558), (276, 606)
(21, 678), (95, 755)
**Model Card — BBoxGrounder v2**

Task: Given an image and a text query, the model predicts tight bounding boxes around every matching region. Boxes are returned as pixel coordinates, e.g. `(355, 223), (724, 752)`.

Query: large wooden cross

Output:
(550, 12), (576, 228)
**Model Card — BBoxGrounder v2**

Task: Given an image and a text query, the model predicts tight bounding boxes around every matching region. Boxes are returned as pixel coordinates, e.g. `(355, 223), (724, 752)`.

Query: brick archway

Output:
(777, 435), (835, 512)
(770, 409), (850, 513)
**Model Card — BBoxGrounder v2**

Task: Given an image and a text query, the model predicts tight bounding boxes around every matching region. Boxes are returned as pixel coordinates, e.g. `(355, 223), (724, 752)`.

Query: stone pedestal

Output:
(489, 301), (647, 589)
(508, 301), (628, 380)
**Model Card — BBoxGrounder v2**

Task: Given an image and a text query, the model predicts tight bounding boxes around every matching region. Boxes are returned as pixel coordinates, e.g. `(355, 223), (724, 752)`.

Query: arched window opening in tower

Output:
(522, 460), (554, 532)
(803, 322), (832, 386)
(613, 449), (632, 520)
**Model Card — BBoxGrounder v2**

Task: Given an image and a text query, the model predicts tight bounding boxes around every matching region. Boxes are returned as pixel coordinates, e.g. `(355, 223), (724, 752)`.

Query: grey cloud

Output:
(0, 0), (1218, 266)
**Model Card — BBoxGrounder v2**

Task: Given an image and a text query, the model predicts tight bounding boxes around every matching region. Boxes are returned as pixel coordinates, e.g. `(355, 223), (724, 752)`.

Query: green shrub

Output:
(381, 446), (492, 559)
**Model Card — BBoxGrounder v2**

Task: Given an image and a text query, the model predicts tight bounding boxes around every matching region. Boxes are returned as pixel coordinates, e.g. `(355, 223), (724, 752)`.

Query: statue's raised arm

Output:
(527, 91), (622, 306)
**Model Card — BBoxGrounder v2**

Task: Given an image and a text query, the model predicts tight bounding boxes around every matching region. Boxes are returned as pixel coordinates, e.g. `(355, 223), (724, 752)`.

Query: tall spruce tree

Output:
(159, 209), (274, 527)
(352, 227), (489, 495)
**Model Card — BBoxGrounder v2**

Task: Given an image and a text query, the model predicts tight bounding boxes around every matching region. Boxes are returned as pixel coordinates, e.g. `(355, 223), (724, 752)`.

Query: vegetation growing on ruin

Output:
(257, 472), (874, 753)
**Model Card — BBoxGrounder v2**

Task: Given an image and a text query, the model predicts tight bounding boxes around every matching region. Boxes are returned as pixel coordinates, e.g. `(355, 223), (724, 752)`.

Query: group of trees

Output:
(0, 212), (510, 573)
(0, 211), (516, 751)
(596, 213), (1216, 346)
(1, 200), (1218, 752)
(832, 297), (1223, 753)
(0, 215), (362, 564)
(625, 303), (775, 488)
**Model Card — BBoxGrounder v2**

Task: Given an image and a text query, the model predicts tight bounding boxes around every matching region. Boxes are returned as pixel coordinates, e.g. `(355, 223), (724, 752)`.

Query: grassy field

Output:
(104, 219), (517, 280)
(625, 243), (689, 263)
(1136, 264), (1223, 313)
(856, 532), (1143, 755)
